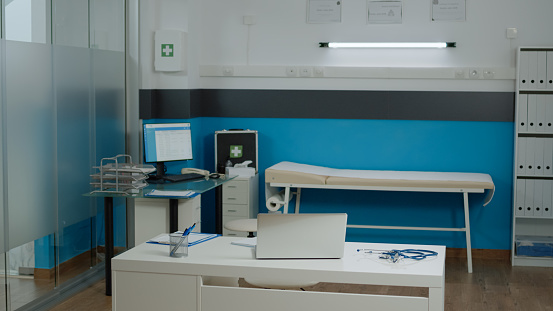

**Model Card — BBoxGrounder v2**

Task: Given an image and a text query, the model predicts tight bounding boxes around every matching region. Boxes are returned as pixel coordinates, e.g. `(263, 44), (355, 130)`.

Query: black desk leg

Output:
(104, 197), (113, 296)
(169, 199), (178, 233)
(215, 186), (222, 234)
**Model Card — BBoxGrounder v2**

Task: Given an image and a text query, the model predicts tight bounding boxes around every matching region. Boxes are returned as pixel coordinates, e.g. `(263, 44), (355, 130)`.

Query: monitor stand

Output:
(147, 162), (167, 184)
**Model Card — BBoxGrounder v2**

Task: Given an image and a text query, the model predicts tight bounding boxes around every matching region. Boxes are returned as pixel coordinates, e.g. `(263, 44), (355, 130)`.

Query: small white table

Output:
(112, 237), (445, 311)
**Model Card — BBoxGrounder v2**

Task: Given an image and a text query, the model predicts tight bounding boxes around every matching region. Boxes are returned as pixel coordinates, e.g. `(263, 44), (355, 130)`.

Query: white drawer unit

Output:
(134, 196), (201, 246)
(222, 175), (259, 237)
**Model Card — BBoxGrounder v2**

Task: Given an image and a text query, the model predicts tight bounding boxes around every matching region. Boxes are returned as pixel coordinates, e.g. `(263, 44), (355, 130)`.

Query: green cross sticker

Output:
(161, 44), (174, 57)
(230, 145), (243, 158)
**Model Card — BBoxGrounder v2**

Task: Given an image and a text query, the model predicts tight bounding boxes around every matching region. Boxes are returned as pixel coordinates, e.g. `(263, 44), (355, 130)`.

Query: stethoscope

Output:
(357, 248), (438, 263)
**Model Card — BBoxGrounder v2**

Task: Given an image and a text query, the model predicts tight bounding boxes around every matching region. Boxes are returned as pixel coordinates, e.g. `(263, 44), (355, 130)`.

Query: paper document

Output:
(148, 232), (219, 246)
(144, 189), (198, 198)
(307, 0), (341, 23)
(231, 237), (257, 247)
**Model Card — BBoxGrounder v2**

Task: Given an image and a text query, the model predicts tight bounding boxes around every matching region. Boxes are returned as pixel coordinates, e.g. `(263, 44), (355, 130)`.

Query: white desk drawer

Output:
(222, 228), (248, 237)
(223, 180), (249, 204)
(223, 204), (249, 217)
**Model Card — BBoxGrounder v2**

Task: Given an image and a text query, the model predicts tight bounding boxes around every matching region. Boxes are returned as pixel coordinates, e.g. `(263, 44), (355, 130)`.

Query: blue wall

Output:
(196, 117), (513, 250)
(41, 115), (511, 268)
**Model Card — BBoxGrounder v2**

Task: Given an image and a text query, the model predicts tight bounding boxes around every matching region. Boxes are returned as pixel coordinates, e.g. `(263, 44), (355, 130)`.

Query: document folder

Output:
(518, 94), (528, 133)
(519, 51), (529, 89)
(546, 95), (553, 133)
(537, 95), (546, 132)
(544, 181), (553, 217)
(537, 51), (547, 89)
(527, 95), (537, 132)
(524, 179), (535, 217)
(544, 138), (553, 176)
(517, 137), (526, 175)
(525, 137), (536, 175)
(528, 51), (538, 89)
(548, 52), (553, 90)
(516, 179), (525, 216)
(534, 180), (543, 217)
(535, 138), (545, 176)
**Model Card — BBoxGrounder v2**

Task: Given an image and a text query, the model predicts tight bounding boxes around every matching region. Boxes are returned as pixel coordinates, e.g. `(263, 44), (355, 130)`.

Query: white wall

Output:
(140, 0), (553, 92)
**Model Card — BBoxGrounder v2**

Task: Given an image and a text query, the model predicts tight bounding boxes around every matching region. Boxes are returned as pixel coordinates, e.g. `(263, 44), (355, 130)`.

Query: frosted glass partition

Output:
(0, 256), (5, 311)
(52, 0), (88, 48)
(93, 49), (126, 246)
(6, 41), (56, 248)
(1, 38), (6, 311)
(90, 0), (125, 52)
(0, 39), (5, 254)
(94, 49), (125, 159)
(54, 45), (93, 228)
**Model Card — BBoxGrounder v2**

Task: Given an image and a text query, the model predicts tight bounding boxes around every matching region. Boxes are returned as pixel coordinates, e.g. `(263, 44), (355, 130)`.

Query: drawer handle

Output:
(227, 186), (237, 188)
(228, 198), (237, 200)
(228, 209), (237, 212)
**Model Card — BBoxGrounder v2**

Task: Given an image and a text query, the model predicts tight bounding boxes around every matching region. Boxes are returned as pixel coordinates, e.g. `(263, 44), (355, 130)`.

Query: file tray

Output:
(516, 235), (553, 257)
(91, 154), (155, 194)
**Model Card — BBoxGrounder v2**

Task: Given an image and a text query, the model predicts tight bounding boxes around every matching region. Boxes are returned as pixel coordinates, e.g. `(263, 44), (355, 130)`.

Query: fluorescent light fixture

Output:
(319, 42), (456, 48)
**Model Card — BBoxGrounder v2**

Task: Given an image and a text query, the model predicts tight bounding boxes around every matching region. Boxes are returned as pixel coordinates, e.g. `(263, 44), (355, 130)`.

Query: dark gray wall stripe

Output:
(140, 89), (514, 122)
(139, 89), (192, 119)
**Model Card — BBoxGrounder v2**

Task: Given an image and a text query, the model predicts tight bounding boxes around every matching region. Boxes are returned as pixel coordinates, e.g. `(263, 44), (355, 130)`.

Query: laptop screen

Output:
(255, 213), (348, 259)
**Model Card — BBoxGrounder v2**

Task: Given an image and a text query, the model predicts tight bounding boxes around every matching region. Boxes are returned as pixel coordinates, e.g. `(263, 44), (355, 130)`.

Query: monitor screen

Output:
(143, 123), (193, 163)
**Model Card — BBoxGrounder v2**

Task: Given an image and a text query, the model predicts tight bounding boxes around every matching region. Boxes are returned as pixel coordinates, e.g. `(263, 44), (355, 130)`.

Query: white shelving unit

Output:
(512, 47), (553, 267)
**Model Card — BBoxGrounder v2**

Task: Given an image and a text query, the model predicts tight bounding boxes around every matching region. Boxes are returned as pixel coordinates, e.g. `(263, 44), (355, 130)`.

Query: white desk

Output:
(112, 237), (445, 311)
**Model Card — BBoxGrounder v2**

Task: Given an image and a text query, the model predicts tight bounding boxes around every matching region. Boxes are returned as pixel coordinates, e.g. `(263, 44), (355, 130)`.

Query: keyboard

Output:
(163, 173), (206, 183)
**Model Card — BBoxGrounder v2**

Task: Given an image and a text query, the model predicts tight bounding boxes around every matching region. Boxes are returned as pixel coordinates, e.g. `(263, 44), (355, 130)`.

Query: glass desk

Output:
(84, 175), (236, 295)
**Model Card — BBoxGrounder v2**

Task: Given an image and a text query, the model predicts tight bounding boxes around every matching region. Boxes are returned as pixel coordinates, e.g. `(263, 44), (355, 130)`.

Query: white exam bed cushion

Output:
(265, 162), (495, 204)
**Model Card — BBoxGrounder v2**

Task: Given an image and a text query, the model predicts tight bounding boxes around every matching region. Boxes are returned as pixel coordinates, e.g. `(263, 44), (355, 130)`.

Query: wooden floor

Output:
(48, 256), (553, 311)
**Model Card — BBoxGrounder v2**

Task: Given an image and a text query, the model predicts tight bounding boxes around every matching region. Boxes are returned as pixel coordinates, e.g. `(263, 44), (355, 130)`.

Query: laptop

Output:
(255, 213), (348, 259)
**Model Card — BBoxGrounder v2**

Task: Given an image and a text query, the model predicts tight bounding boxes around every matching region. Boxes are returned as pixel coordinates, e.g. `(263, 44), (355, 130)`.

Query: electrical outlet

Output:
(506, 28), (518, 39)
(483, 69), (495, 79)
(222, 66), (234, 76)
(454, 69), (466, 79)
(299, 67), (312, 77)
(285, 66), (297, 77)
(469, 68), (480, 79)
(243, 15), (256, 25)
(313, 67), (325, 77)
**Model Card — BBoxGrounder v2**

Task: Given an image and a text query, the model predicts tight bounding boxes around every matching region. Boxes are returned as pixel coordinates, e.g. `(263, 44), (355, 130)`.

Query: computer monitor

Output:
(143, 122), (193, 179)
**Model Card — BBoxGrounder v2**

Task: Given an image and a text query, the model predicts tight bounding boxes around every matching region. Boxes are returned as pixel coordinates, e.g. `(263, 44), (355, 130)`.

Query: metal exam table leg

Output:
(463, 192), (473, 273)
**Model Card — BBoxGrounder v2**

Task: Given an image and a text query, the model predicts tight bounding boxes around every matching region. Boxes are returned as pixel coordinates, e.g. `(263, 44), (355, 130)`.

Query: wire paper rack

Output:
(90, 154), (156, 194)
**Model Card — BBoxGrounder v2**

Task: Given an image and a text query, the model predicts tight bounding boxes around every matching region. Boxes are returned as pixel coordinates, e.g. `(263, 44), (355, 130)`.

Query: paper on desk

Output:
(144, 189), (199, 198)
(148, 232), (219, 246)
(230, 237), (257, 247)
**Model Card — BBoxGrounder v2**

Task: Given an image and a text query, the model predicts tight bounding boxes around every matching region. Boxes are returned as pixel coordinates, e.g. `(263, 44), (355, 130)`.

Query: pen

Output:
(171, 223), (196, 256)
(183, 223), (196, 236)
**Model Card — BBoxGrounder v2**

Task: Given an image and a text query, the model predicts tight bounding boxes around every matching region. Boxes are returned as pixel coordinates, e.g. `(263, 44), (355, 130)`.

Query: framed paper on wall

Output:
(307, 0), (342, 24)
(367, 1), (402, 24)
(432, 0), (466, 22)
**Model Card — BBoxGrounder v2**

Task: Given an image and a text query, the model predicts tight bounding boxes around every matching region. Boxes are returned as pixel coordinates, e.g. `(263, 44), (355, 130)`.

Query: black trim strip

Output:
(139, 89), (193, 119)
(140, 89), (514, 122)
